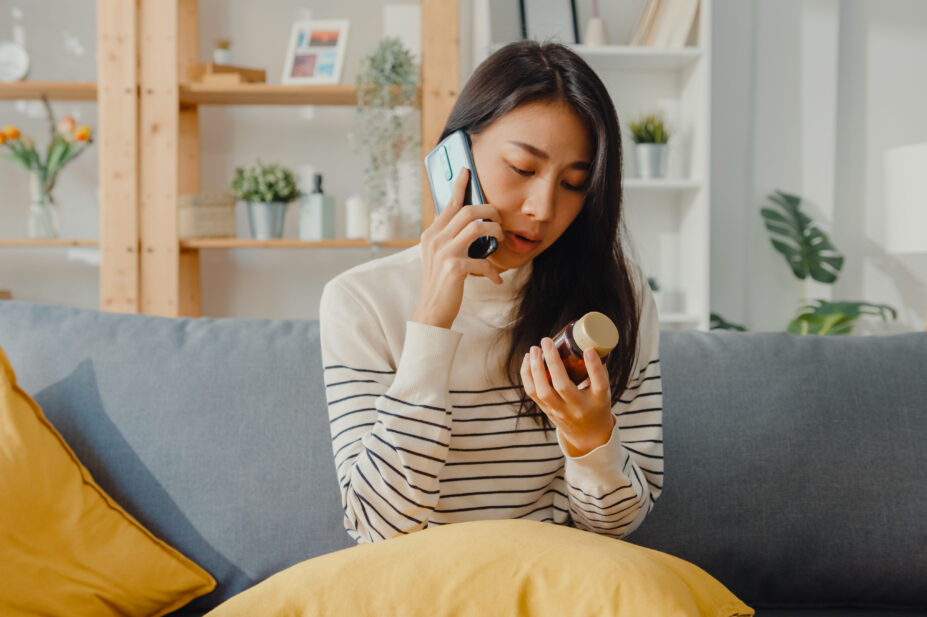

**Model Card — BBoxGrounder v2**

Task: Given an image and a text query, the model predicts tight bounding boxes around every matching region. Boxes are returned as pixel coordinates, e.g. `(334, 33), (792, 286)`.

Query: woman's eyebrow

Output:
(508, 140), (590, 170)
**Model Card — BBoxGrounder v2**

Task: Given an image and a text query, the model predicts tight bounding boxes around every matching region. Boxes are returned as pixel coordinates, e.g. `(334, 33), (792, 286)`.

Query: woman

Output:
(319, 41), (662, 544)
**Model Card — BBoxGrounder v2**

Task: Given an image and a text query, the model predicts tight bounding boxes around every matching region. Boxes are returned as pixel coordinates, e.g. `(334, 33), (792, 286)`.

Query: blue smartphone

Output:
(424, 130), (498, 259)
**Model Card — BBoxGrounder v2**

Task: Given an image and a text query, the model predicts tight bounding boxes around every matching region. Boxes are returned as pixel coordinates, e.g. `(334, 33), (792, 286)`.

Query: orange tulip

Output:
(0, 132), (6, 145)
(74, 126), (91, 142)
(2, 125), (20, 140)
(58, 115), (77, 135)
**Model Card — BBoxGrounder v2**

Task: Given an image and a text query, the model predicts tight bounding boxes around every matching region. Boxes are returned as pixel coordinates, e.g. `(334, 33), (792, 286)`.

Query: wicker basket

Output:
(178, 192), (237, 238)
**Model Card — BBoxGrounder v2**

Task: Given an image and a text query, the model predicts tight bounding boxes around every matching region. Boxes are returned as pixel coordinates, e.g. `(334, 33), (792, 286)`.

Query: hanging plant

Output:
(350, 37), (420, 213)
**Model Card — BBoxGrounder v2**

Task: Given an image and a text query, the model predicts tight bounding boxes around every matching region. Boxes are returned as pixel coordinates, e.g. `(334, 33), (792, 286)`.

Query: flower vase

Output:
(27, 170), (60, 239)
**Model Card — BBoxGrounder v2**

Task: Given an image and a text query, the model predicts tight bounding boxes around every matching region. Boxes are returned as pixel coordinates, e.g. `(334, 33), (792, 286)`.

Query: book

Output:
(667, 0), (700, 47)
(650, 0), (681, 47)
(630, 0), (660, 46)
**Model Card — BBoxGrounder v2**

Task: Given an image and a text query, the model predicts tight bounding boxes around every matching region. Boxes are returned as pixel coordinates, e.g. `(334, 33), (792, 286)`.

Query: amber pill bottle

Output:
(550, 311), (620, 384)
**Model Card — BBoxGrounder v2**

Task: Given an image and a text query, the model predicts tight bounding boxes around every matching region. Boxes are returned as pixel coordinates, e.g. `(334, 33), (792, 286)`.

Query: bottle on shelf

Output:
(298, 174), (335, 241)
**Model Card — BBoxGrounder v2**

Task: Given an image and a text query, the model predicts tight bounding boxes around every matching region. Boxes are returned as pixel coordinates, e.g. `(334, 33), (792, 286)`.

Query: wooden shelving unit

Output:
(132, 0), (456, 317)
(2, 1), (460, 317)
(179, 238), (419, 249)
(0, 239), (99, 247)
(0, 81), (98, 101)
(178, 83), (358, 107)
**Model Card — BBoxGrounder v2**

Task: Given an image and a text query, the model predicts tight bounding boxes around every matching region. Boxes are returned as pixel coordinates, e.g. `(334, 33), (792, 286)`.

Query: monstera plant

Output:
(711, 189), (897, 335)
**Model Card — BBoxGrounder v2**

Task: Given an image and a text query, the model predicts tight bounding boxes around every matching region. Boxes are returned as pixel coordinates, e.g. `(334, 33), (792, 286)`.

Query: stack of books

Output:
(630, 0), (701, 47)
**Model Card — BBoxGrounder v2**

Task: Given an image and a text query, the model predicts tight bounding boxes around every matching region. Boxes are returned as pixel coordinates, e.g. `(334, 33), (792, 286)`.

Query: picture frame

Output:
(281, 20), (350, 86)
(519, 0), (579, 44)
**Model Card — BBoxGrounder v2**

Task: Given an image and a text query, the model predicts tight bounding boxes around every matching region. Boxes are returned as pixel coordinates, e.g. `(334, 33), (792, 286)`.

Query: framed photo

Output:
(282, 20), (350, 85)
(519, 0), (579, 44)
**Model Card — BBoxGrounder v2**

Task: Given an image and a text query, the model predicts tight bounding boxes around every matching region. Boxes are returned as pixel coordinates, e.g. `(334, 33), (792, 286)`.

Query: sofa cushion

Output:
(627, 330), (927, 609)
(0, 301), (354, 613)
(0, 343), (215, 616)
(206, 518), (754, 617)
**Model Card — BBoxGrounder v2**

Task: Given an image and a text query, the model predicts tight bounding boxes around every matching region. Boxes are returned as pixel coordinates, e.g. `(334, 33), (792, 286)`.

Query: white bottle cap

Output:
(572, 311), (619, 358)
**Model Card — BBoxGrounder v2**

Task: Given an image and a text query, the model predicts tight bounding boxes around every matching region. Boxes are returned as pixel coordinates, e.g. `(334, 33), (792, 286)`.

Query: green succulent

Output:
(230, 161), (301, 203)
(628, 113), (670, 144)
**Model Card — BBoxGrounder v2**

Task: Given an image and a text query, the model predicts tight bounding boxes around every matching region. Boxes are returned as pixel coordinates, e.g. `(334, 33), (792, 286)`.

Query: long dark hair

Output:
(439, 40), (641, 432)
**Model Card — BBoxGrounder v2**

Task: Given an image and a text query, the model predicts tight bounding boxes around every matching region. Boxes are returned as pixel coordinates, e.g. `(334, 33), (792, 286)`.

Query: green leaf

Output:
(761, 190), (844, 283)
(709, 312), (748, 332)
(788, 299), (898, 335)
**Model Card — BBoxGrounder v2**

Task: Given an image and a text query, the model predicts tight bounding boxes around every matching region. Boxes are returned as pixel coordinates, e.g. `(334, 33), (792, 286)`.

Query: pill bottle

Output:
(550, 311), (619, 384)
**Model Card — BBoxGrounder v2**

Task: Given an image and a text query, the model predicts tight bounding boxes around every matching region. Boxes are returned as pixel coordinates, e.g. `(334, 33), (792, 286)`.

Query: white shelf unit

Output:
(480, 0), (712, 331)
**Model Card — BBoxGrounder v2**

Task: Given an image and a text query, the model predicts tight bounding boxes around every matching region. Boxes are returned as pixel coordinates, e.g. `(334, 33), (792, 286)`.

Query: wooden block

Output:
(0, 290), (12, 300)
(187, 62), (266, 84)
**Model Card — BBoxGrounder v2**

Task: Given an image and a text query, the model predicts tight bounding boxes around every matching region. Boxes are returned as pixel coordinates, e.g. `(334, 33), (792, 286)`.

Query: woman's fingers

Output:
(584, 348), (611, 397)
(437, 167), (470, 222)
(541, 338), (578, 401)
(529, 344), (562, 411)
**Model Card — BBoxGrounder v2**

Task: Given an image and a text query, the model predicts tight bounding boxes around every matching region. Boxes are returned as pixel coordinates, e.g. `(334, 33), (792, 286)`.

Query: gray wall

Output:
(711, 0), (927, 333)
(2, 0), (926, 331)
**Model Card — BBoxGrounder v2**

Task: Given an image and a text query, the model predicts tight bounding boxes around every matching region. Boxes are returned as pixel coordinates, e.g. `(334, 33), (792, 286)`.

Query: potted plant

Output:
(711, 189), (897, 334)
(628, 112), (670, 179)
(351, 37), (420, 240)
(0, 97), (94, 238)
(230, 161), (301, 240)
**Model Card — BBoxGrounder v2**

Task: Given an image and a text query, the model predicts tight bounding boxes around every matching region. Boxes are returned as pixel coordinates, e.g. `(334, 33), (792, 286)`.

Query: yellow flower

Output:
(74, 125), (91, 142)
(2, 125), (20, 140)
(0, 132), (6, 145)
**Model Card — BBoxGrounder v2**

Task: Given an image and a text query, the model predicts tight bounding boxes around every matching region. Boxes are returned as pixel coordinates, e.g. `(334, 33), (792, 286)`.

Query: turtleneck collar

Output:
(462, 258), (533, 303)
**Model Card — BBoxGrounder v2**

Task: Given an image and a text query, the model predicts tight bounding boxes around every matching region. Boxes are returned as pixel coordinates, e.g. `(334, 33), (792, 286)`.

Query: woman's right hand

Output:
(412, 168), (504, 330)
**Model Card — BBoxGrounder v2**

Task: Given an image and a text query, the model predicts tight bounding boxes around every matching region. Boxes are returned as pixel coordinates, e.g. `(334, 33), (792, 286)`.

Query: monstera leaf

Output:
(761, 190), (844, 283)
(787, 300), (898, 335)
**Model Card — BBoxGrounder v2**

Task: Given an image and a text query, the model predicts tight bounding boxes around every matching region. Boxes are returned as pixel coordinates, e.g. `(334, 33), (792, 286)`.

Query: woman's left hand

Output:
(520, 338), (616, 457)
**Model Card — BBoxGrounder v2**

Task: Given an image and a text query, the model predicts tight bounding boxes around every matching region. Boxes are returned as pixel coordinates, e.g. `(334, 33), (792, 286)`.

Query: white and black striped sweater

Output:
(319, 245), (663, 544)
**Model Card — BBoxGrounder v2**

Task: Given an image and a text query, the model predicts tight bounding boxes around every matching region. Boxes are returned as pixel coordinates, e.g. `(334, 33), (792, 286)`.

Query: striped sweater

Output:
(319, 245), (663, 544)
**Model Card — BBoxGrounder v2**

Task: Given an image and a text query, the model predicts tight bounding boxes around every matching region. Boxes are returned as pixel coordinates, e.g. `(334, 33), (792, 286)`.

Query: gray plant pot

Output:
(633, 143), (669, 179)
(247, 201), (288, 240)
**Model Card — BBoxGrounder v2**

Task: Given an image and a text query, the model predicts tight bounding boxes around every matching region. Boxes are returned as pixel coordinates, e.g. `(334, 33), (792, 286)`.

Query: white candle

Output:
(345, 194), (369, 239)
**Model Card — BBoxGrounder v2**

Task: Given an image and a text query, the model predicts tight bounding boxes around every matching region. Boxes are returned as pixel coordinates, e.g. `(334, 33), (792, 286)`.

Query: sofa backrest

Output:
(627, 328), (927, 609)
(1, 301), (925, 611)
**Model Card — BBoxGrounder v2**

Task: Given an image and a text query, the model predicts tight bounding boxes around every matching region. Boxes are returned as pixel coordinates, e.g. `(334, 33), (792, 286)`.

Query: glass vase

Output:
(27, 170), (60, 239)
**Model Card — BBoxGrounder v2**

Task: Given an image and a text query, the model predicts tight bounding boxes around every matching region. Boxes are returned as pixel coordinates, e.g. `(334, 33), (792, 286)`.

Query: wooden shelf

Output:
(0, 81), (97, 101)
(179, 83), (358, 106)
(0, 239), (99, 247)
(179, 238), (419, 249)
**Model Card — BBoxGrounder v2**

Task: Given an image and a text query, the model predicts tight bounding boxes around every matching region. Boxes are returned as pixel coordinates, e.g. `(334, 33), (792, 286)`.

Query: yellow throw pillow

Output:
(207, 518), (753, 617)
(0, 344), (216, 617)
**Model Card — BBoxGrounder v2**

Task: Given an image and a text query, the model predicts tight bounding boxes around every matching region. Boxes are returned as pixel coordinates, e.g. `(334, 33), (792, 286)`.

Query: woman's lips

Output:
(504, 231), (541, 254)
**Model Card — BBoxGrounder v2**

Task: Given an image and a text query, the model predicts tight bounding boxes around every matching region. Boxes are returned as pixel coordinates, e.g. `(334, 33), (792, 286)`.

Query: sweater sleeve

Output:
(556, 271), (664, 539)
(319, 279), (462, 543)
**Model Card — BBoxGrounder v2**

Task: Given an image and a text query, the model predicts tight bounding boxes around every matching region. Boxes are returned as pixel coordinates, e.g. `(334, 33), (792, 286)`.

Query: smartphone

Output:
(424, 130), (498, 259)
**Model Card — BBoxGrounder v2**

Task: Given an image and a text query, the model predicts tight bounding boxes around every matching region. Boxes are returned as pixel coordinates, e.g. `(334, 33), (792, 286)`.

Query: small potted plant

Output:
(230, 161), (301, 240)
(351, 37), (420, 240)
(0, 97), (94, 238)
(628, 112), (670, 179)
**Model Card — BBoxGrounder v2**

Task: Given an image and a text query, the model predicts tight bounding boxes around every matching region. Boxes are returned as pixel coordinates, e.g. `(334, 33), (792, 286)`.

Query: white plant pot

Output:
(633, 143), (669, 179)
(247, 202), (288, 240)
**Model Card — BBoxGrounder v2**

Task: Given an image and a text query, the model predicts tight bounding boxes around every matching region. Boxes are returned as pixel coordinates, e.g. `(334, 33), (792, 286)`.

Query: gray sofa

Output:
(1, 299), (925, 616)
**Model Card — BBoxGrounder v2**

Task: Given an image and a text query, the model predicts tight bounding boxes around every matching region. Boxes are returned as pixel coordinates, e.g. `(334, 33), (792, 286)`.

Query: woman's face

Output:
(469, 99), (593, 273)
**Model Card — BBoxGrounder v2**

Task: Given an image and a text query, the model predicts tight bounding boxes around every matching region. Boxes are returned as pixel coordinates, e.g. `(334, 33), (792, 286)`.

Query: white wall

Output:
(3, 0), (926, 331)
(711, 0), (927, 333)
